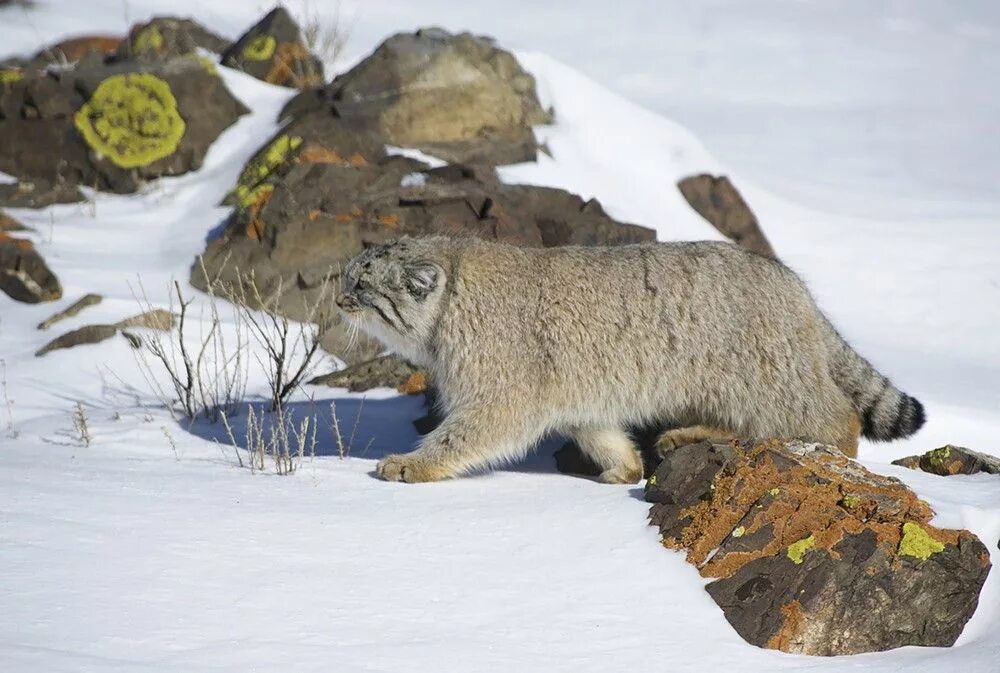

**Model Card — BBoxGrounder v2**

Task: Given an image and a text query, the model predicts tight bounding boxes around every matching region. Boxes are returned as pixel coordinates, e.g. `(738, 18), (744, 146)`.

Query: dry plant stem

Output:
(228, 269), (334, 411)
(1, 359), (17, 439)
(73, 401), (91, 447)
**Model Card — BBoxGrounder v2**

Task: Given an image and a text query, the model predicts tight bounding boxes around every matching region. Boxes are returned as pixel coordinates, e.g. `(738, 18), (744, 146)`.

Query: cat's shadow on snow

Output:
(183, 394), (564, 477)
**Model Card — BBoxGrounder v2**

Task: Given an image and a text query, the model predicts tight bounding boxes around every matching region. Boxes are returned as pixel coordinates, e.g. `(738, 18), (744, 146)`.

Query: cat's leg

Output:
(573, 426), (644, 484)
(376, 406), (541, 483)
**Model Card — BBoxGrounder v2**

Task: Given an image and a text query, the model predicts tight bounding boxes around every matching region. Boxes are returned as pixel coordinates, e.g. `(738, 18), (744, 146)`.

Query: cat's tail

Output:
(821, 318), (925, 441)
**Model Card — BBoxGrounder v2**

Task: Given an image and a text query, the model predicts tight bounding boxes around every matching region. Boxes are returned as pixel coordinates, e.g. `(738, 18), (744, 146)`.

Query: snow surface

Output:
(1, 2), (998, 671)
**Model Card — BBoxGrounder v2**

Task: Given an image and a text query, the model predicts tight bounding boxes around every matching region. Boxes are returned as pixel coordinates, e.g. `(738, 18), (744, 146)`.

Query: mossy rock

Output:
(645, 439), (991, 655)
(114, 16), (230, 62)
(0, 56), (248, 200)
(893, 444), (1000, 476)
(222, 7), (323, 89)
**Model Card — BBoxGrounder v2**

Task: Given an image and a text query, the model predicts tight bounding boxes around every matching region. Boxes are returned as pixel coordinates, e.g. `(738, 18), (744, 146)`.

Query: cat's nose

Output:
(336, 293), (359, 311)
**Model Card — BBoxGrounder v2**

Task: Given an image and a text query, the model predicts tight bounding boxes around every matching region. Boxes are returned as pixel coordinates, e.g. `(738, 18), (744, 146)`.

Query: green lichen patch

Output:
(234, 134), (302, 206)
(899, 522), (945, 561)
(732, 526), (745, 538)
(243, 34), (276, 61)
(786, 535), (815, 564)
(768, 488), (780, 496)
(74, 73), (186, 169)
(0, 68), (23, 85)
(133, 26), (164, 54)
(927, 445), (952, 469)
(840, 494), (861, 509)
(647, 474), (657, 486)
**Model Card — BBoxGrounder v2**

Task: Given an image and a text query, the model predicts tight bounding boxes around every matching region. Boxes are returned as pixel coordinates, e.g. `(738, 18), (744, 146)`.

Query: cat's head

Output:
(336, 238), (446, 362)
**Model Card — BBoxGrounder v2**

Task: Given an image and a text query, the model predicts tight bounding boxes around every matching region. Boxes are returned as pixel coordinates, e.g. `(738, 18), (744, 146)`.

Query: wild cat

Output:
(334, 236), (924, 484)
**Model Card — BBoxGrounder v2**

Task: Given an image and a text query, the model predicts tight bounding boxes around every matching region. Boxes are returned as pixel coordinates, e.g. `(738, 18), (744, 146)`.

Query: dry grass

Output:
(296, 0), (352, 67)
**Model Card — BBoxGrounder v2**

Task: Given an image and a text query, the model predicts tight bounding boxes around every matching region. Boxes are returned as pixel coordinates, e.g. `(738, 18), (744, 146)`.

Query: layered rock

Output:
(281, 27), (552, 165)
(893, 444), (1000, 476)
(645, 439), (991, 655)
(0, 43), (247, 205)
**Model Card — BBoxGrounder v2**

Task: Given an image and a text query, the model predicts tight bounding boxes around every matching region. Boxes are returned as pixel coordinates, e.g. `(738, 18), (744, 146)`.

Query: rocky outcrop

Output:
(0, 52), (247, 205)
(645, 439), (991, 655)
(281, 27), (552, 165)
(893, 445), (1000, 476)
(677, 174), (775, 258)
(222, 7), (322, 89)
(0, 233), (61, 303)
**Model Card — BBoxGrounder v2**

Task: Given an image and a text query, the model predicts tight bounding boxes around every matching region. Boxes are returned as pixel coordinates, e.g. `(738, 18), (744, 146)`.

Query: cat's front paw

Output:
(375, 453), (452, 483)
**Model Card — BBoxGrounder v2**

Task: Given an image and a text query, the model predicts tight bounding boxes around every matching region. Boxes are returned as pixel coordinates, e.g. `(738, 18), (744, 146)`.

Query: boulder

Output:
(193, 153), (653, 365)
(0, 54), (247, 202)
(677, 174), (775, 258)
(222, 7), (323, 89)
(645, 439), (991, 655)
(114, 17), (229, 62)
(0, 233), (61, 303)
(893, 445), (1000, 476)
(281, 27), (553, 165)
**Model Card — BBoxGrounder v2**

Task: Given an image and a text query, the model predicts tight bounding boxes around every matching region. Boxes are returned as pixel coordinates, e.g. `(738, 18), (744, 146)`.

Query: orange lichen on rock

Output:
(652, 440), (956, 580)
(397, 371), (428, 395)
(265, 42), (323, 88)
(378, 214), (400, 228)
(766, 601), (806, 651)
(244, 185), (274, 240)
(298, 145), (346, 165)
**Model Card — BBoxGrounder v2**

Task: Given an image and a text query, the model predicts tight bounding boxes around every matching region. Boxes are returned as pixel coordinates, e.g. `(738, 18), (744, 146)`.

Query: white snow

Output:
(1, 2), (998, 672)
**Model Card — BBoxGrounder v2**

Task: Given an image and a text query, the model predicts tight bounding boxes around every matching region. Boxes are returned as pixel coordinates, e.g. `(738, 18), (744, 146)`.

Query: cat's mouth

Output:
(335, 293), (362, 314)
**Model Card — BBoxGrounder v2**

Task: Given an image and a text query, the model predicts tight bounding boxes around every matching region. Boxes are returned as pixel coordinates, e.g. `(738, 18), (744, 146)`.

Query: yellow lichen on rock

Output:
(899, 522), (945, 561)
(786, 535), (815, 564)
(243, 34), (276, 61)
(133, 25), (164, 53)
(0, 68), (23, 84)
(234, 134), (302, 206)
(74, 73), (186, 169)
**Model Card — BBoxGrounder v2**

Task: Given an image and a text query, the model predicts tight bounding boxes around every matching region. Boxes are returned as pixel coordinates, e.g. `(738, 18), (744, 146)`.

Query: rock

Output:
(281, 27), (552, 165)
(0, 55), (248, 201)
(35, 308), (175, 356)
(644, 439), (991, 655)
(0, 180), (85, 208)
(310, 355), (420, 392)
(193, 154), (653, 366)
(35, 323), (119, 356)
(0, 209), (27, 232)
(893, 445), (1000, 476)
(32, 35), (123, 66)
(114, 17), (229, 62)
(37, 293), (103, 329)
(222, 7), (323, 89)
(677, 174), (775, 258)
(0, 233), (61, 303)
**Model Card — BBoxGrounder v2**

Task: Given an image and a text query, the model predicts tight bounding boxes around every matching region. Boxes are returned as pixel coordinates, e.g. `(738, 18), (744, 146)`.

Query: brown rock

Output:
(114, 16), (229, 62)
(281, 27), (552, 166)
(34, 35), (123, 65)
(310, 355), (420, 393)
(677, 174), (775, 258)
(0, 210), (28, 232)
(222, 7), (323, 89)
(37, 293), (103, 330)
(35, 323), (119, 356)
(645, 439), (991, 655)
(893, 444), (1000, 476)
(0, 233), (61, 303)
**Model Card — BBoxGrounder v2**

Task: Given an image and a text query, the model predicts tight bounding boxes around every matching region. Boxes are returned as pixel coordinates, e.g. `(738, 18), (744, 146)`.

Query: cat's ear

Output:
(405, 261), (439, 300)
